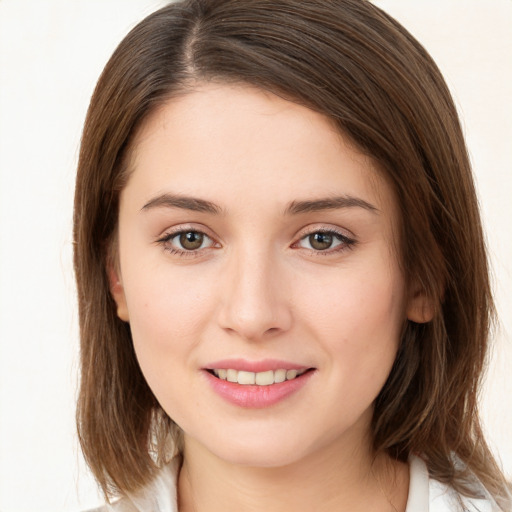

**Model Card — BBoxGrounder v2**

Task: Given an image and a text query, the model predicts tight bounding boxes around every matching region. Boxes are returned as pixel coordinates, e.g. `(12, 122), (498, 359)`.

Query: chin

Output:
(213, 441), (306, 468)
(184, 421), (337, 469)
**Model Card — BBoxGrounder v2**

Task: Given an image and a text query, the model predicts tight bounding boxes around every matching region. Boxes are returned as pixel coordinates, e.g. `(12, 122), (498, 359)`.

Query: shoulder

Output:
(408, 455), (503, 512)
(83, 457), (180, 512)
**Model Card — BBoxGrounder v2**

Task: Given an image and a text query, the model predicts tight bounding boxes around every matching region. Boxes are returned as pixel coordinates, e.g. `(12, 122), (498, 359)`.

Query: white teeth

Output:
(237, 371), (256, 385)
(212, 368), (307, 385)
(286, 369), (298, 380)
(255, 370), (274, 386)
(274, 369), (286, 383)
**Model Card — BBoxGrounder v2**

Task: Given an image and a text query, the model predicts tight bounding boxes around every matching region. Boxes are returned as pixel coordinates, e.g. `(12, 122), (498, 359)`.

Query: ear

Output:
(107, 264), (130, 322)
(406, 284), (435, 324)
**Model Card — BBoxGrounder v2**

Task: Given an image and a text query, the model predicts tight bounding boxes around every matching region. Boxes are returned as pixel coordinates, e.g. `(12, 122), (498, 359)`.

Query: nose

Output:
(216, 248), (293, 341)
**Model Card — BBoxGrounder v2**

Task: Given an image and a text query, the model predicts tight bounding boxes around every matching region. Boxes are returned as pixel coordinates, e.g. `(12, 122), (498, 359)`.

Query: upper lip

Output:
(205, 358), (311, 373)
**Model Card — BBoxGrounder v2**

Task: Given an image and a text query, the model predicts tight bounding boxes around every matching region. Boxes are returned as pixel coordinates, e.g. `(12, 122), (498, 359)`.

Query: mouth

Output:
(206, 368), (313, 386)
(204, 362), (316, 408)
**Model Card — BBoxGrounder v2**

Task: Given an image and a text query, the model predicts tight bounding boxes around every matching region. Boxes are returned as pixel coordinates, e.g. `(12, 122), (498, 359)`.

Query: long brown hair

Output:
(74, 0), (510, 505)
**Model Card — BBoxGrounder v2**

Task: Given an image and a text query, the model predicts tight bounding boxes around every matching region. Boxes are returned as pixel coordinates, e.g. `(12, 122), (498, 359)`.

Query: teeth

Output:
(286, 369), (297, 380)
(212, 368), (307, 385)
(255, 370), (274, 386)
(237, 371), (256, 385)
(274, 369), (286, 383)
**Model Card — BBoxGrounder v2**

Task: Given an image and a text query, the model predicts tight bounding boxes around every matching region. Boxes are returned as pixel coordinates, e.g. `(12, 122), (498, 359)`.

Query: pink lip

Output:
(205, 358), (309, 373)
(203, 360), (315, 408)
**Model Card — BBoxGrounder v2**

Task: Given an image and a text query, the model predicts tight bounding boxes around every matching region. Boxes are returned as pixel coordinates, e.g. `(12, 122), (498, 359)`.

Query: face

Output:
(111, 83), (427, 468)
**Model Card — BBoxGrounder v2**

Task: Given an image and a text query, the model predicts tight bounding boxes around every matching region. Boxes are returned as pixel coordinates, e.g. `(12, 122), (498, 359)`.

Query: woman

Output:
(74, 1), (511, 510)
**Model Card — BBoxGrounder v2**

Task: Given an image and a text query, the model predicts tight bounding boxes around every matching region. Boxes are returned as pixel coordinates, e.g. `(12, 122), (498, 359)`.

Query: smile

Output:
(211, 368), (308, 386)
(205, 367), (315, 408)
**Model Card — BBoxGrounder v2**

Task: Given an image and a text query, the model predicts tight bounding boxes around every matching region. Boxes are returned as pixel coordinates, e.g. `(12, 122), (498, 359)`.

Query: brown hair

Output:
(74, 0), (509, 506)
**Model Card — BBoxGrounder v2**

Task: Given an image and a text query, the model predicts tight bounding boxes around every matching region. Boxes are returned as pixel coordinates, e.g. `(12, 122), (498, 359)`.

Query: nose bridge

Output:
(218, 242), (291, 340)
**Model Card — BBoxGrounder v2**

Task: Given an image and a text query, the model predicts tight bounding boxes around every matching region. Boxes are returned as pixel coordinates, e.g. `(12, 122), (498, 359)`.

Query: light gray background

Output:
(0, 1), (511, 511)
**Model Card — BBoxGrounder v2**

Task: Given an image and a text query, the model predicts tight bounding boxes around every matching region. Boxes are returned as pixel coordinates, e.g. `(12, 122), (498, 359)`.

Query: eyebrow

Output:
(285, 196), (378, 215)
(141, 193), (222, 214)
(141, 193), (378, 216)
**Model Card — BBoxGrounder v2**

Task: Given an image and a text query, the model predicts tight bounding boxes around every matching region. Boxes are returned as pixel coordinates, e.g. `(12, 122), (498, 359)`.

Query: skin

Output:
(110, 83), (431, 512)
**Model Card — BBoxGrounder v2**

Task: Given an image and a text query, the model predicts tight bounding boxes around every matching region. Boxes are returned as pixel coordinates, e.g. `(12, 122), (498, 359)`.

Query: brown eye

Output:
(158, 228), (217, 255)
(179, 231), (204, 250)
(308, 232), (334, 250)
(295, 230), (353, 253)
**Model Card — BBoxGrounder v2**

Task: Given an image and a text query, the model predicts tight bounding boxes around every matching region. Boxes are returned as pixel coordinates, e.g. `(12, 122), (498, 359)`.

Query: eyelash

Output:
(156, 226), (356, 258)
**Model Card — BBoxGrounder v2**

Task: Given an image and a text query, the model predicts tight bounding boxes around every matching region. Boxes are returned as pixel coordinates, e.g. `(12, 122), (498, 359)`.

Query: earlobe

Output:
(406, 287), (435, 324)
(107, 265), (130, 322)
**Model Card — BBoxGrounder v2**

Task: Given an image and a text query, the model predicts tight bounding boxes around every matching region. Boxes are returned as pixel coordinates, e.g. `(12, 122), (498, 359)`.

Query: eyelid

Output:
(297, 223), (355, 239)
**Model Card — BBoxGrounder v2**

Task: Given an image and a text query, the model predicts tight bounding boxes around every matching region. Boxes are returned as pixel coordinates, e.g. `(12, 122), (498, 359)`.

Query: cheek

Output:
(122, 275), (213, 422)
(122, 248), (215, 333)
(133, 282), (208, 337)
(120, 262), (216, 386)
(299, 260), (406, 377)
(306, 266), (404, 331)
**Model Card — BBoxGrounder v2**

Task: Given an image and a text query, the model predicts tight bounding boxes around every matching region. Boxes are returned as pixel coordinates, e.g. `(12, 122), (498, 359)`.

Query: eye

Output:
(295, 229), (355, 253)
(157, 229), (217, 254)
(175, 231), (208, 250)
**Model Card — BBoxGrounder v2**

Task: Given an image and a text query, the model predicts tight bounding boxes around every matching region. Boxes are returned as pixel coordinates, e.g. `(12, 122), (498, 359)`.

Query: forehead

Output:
(124, 83), (394, 217)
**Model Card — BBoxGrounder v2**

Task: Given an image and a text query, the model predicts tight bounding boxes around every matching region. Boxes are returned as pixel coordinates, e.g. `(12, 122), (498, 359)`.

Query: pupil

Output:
(180, 231), (203, 250)
(310, 232), (332, 250)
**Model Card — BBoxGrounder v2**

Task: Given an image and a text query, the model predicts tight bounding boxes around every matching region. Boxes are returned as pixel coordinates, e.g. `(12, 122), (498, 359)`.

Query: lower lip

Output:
(204, 370), (314, 408)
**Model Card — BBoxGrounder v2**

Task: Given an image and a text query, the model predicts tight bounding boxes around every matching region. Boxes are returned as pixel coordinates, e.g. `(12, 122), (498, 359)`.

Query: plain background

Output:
(0, 1), (511, 511)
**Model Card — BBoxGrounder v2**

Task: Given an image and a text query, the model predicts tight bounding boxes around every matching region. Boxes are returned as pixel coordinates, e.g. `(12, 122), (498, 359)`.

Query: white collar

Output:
(407, 454), (499, 512)
(405, 455), (430, 512)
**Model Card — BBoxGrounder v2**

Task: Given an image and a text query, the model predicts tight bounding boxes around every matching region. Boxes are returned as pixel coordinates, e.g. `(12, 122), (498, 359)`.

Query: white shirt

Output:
(90, 455), (501, 512)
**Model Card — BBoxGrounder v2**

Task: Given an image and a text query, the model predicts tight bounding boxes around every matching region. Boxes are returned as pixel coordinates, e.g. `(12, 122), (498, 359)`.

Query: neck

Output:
(177, 434), (409, 512)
